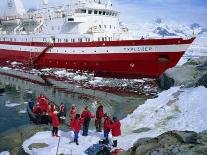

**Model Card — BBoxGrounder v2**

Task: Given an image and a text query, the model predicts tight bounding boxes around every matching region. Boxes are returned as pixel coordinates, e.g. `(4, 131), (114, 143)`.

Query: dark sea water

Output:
(0, 69), (151, 134)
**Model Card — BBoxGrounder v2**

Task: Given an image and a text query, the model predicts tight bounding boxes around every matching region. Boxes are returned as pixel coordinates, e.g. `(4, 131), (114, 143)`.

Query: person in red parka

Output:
(52, 111), (60, 137)
(33, 105), (43, 124)
(95, 105), (105, 132)
(71, 114), (84, 145)
(109, 117), (121, 147)
(81, 106), (95, 136)
(103, 113), (112, 144)
(69, 104), (77, 128)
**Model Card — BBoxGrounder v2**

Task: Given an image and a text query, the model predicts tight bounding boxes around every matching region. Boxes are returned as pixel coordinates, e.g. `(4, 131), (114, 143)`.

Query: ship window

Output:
(88, 10), (92, 14)
(103, 11), (106, 15)
(94, 51), (96, 52)
(99, 11), (102, 15)
(72, 38), (75, 42)
(79, 38), (82, 42)
(99, 25), (101, 28)
(88, 38), (90, 42)
(102, 38), (104, 41)
(68, 18), (74, 21)
(110, 25), (112, 29)
(106, 12), (109, 15)
(104, 25), (106, 28)
(98, 38), (100, 41)
(81, 9), (86, 13)
(94, 10), (98, 14)
(107, 50), (109, 52)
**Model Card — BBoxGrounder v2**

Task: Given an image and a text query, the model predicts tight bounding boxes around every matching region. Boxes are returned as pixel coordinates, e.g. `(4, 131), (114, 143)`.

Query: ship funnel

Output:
(42, 0), (48, 6)
(4, 0), (25, 17)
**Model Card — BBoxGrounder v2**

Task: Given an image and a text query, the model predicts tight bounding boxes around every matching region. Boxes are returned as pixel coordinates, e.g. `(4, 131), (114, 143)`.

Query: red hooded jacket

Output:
(96, 107), (104, 119)
(52, 114), (60, 127)
(81, 110), (95, 122)
(71, 118), (84, 132)
(110, 120), (121, 137)
(104, 116), (111, 132)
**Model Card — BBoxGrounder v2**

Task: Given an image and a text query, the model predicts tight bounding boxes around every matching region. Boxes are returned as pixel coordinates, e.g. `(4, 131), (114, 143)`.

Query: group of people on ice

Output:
(29, 94), (66, 124)
(29, 94), (121, 148)
(66, 104), (121, 147)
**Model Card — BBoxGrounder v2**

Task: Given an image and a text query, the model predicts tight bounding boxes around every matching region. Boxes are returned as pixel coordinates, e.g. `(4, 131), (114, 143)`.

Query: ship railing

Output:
(1, 16), (22, 21)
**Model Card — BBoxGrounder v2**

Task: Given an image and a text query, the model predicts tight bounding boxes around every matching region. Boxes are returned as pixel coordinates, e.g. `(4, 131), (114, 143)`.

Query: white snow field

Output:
(23, 86), (207, 155)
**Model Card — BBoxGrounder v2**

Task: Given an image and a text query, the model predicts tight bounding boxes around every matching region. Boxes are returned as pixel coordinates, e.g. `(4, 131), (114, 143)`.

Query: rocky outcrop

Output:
(118, 130), (207, 155)
(160, 57), (207, 89)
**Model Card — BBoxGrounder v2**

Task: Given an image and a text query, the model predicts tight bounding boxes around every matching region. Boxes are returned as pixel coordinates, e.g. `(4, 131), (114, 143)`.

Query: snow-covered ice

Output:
(18, 110), (27, 114)
(23, 131), (104, 155)
(5, 103), (20, 107)
(73, 75), (88, 81)
(23, 86), (207, 155)
(5, 101), (20, 107)
(0, 151), (10, 155)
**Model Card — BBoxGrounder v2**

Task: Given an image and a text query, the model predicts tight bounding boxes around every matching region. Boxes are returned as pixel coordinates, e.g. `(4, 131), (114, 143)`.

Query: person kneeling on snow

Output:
(52, 111), (60, 137)
(109, 117), (121, 147)
(71, 114), (84, 145)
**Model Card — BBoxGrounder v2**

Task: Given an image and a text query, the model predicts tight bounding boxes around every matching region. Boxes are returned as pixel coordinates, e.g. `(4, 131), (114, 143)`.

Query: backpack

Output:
(84, 143), (111, 155)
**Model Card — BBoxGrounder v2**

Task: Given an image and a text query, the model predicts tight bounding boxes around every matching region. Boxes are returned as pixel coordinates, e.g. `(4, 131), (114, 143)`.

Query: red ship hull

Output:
(0, 38), (195, 78)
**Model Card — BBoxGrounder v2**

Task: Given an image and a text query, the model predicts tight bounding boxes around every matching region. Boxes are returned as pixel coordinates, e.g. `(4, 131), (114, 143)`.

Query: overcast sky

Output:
(0, 0), (207, 26)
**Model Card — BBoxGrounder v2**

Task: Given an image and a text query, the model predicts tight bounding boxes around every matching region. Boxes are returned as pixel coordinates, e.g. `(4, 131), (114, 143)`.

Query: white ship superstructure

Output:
(0, 0), (122, 42)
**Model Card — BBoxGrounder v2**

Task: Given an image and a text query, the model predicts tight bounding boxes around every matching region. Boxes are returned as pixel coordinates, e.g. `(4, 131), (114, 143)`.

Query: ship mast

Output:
(4, 0), (26, 17)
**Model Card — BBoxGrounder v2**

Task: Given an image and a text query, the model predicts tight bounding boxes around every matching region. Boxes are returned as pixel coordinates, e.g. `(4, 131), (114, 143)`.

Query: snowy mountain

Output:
(125, 19), (207, 38)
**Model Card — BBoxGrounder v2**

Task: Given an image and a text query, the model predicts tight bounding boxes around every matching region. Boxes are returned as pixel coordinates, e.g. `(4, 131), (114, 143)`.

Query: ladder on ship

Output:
(32, 43), (54, 66)
(27, 43), (54, 86)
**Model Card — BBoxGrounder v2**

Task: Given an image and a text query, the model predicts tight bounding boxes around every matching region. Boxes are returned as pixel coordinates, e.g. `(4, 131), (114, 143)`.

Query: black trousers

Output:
(82, 121), (90, 136)
(52, 127), (58, 136)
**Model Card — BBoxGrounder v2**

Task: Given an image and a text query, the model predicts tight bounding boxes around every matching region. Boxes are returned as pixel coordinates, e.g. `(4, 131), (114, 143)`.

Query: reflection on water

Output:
(0, 69), (149, 134)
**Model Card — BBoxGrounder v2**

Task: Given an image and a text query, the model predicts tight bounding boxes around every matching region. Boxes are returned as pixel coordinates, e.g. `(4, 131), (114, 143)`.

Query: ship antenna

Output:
(192, 29), (195, 38)
(107, 0), (112, 6)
